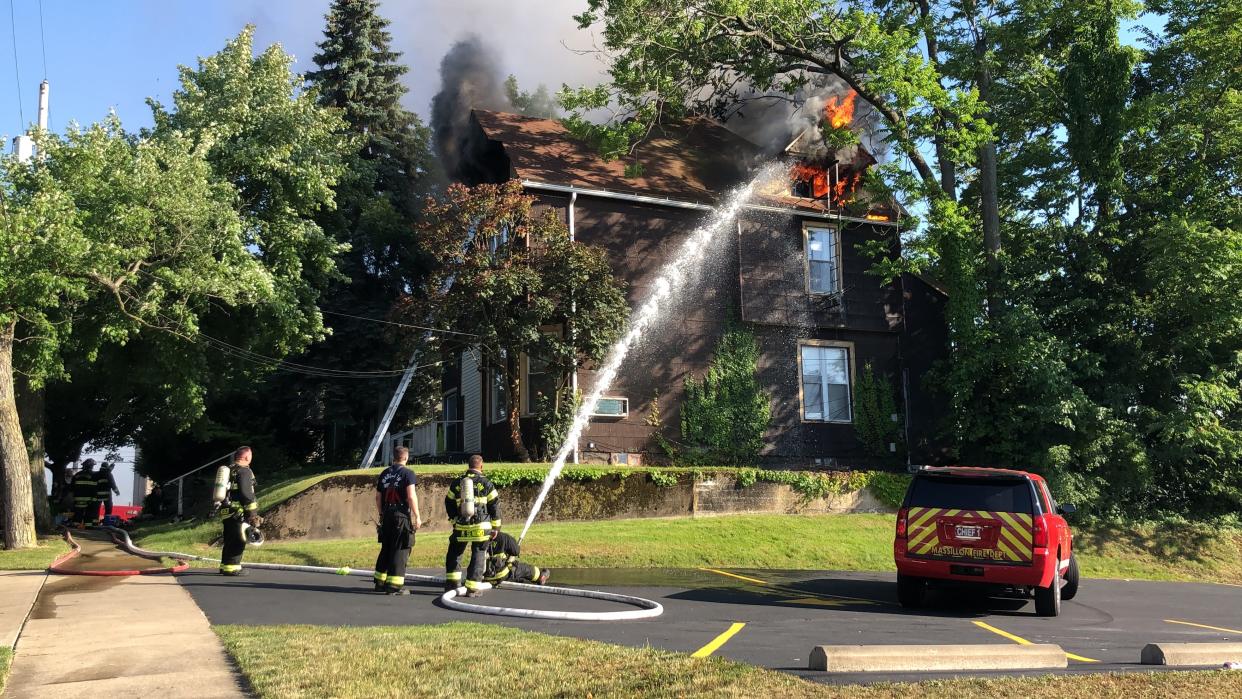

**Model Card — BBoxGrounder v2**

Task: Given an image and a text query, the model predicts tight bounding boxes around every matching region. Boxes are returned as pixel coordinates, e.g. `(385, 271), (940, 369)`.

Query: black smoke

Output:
(430, 35), (508, 180)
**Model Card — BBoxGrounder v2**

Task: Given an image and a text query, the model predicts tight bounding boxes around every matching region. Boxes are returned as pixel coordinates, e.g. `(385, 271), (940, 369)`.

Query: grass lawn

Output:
(0, 536), (68, 570)
(217, 623), (1242, 699)
(0, 647), (10, 695)
(134, 512), (1242, 586)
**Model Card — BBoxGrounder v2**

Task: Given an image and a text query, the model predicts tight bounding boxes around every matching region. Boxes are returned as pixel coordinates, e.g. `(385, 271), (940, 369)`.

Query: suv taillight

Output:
(895, 507), (908, 539)
(1033, 515), (1048, 548)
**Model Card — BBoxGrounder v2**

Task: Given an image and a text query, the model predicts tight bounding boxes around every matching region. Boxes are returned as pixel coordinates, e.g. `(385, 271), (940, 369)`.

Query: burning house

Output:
(436, 98), (948, 468)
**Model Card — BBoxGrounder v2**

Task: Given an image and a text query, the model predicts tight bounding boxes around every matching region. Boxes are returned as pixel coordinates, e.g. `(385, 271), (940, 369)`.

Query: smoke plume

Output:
(430, 36), (512, 179)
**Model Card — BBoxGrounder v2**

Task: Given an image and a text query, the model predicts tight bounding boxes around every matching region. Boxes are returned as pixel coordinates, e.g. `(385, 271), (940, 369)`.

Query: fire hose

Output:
(102, 526), (663, 622)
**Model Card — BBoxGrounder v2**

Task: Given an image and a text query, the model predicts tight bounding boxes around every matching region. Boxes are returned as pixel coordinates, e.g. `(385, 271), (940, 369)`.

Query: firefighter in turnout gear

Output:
(219, 446), (260, 576)
(483, 530), (550, 586)
(444, 455), (501, 597)
(373, 446), (421, 595)
(71, 459), (100, 526)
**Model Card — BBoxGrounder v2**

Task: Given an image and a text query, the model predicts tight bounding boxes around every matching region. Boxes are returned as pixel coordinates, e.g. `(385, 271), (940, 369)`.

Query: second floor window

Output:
(805, 226), (840, 294)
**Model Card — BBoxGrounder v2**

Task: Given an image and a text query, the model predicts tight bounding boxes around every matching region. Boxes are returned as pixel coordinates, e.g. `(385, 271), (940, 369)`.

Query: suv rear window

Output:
(907, 476), (1034, 514)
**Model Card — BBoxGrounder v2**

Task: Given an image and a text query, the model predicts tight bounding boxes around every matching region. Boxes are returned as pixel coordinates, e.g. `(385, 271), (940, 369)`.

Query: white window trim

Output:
(489, 366), (508, 425)
(803, 223), (843, 296)
(796, 339), (855, 424)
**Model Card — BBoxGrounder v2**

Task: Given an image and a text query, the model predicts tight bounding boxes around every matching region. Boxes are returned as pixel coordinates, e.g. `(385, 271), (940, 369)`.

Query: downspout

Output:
(569, 191), (579, 464)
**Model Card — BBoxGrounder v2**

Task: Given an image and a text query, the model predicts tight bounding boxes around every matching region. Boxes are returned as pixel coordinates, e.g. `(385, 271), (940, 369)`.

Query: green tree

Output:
(505, 75), (560, 118)
(1, 29), (349, 547)
(679, 324), (770, 465)
(247, 0), (441, 465)
(127, 27), (356, 478)
(402, 182), (629, 461)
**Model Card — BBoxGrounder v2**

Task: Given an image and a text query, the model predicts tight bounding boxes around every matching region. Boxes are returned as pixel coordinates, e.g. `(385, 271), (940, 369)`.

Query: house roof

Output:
(472, 109), (901, 220)
(472, 109), (761, 205)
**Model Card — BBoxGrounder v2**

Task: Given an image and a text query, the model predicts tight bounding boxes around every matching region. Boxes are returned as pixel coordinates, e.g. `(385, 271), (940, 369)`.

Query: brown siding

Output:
(739, 214), (902, 333)
(570, 197), (736, 460)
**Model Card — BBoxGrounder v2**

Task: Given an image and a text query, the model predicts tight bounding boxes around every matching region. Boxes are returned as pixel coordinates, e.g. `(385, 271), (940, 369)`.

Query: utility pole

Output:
(10, 80), (48, 163)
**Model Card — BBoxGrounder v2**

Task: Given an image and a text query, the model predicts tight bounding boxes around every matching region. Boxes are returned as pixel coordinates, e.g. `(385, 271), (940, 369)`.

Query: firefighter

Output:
(71, 459), (100, 527)
(373, 446), (421, 595)
(483, 530), (550, 586)
(219, 446), (260, 576)
(444, 455), (500, 597)
(96, 462), (120, 520)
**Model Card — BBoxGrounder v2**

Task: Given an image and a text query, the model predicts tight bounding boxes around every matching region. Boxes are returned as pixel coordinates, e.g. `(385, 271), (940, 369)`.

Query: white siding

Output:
(462, 348), (482, 453)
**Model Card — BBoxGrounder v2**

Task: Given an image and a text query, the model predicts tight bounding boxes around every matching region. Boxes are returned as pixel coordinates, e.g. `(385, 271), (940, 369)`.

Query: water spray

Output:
(517, 164), (783, 543)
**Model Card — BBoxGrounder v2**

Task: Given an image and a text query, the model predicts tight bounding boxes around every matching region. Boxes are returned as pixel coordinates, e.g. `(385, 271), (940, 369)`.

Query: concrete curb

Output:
(1141, 643), (1242, 666)
(809, 644), (1068, 672)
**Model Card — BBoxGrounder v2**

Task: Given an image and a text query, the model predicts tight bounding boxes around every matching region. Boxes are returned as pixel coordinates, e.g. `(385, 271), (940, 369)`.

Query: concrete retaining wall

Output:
(262, 472), (894, 541)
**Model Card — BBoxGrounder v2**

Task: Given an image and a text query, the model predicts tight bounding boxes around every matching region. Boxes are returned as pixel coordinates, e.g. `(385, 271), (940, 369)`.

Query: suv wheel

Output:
(896, 573), (925, 608)
(1034, 565), (1062, 617)
(1062, 555), (1080, 601)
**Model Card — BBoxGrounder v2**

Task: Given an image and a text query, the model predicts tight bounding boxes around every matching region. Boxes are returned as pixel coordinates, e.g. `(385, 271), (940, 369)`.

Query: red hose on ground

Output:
(49, 529), (188, 576)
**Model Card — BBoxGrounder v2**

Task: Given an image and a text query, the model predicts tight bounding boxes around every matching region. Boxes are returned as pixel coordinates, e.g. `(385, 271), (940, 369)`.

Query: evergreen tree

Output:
(250, 0), (440, 465)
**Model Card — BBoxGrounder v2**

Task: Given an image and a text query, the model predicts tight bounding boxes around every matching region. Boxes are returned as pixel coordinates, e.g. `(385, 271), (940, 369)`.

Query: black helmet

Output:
(81, 458), (97, 468)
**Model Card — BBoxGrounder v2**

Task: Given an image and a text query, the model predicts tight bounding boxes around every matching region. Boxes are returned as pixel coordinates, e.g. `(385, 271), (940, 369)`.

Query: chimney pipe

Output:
(37, 80), (49, 132)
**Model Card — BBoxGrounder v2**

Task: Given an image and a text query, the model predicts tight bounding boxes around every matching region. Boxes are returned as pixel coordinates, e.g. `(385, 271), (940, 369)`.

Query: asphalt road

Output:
(179, 566), (1242, 684)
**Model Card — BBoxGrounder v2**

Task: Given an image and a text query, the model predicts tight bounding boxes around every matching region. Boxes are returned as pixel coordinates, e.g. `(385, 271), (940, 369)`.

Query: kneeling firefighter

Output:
(373, 446), (421, 595)
(444, 455), (500, 597)
(483, 530), (550, 586)
(212, 446), (261, 576)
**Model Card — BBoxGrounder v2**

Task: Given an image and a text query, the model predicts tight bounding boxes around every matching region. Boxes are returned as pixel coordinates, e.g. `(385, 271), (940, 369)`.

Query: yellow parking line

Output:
(972, 621), (1099, 663)
(699, 568), (768, 585)
(1165, 619), (1242, 635)
(692, 622), (746, 658)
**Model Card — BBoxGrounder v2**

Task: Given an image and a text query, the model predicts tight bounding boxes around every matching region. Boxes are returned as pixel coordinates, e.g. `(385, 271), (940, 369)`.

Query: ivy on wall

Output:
(854, 361), (905, 463)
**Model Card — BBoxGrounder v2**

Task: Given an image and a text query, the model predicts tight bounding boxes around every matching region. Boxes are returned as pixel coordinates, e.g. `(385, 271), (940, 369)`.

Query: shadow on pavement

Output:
(667, 576), (1037, 618)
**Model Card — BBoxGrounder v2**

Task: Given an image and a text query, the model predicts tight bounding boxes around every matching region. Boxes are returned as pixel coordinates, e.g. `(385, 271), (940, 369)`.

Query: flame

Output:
(790, 163), (829, 199)
(824, 91), (857, 129)
(834, 170), (863, 203)
(865, 213), (889, 222)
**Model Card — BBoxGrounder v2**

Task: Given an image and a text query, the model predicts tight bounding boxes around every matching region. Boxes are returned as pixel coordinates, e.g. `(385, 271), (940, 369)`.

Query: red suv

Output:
(893, 466), (1079, 616)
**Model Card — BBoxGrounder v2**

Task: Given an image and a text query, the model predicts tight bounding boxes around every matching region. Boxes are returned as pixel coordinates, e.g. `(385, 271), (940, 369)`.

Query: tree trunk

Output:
(16, 376), (51, 531)
(0, 320), (37, 549)
(506, 370), (530, 463)
(974, 23), (1003, 312)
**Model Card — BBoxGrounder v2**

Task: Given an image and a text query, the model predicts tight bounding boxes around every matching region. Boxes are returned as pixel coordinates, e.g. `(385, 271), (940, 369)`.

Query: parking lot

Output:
(179, 566), (1242, 683)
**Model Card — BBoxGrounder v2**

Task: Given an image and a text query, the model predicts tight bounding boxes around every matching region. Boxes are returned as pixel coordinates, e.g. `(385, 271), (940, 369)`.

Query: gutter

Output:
(519, 180), (899, 227)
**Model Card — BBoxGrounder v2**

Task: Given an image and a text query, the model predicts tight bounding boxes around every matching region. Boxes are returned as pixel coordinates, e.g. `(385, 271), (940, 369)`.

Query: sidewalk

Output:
(3, 534), (245, 698)
(0, 572), (46, 650)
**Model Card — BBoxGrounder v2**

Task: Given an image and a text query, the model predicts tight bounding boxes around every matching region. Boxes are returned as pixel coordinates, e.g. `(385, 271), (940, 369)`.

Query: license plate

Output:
(955, 525), (981, 540)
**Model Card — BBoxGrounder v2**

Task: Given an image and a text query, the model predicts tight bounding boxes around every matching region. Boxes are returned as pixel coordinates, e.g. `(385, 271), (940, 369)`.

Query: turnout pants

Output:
(374, 509), (414, 591)
(72, 503), (93, 526)
(445, 534), (488, 591)
(487, 560), (542, 585)
(220, 515), (246, 574)
(104, 495), (114, 517)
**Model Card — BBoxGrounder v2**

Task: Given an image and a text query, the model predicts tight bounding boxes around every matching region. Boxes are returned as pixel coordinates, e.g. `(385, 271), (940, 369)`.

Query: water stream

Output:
(518, 164), (781, 542)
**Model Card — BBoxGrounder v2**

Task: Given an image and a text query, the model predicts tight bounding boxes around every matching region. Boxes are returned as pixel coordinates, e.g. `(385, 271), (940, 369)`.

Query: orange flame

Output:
(834, 170), (863, 203)
(790, 163), (829, 199)
(824, 91), (857, 129)
(865, 213), (889, 222)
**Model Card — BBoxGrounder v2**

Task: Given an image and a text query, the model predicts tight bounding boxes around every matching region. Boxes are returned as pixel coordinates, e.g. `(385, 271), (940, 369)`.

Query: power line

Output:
(36, 0), (45, 79)
(8, 0), (23, 125)
(322, 309), (479, 338)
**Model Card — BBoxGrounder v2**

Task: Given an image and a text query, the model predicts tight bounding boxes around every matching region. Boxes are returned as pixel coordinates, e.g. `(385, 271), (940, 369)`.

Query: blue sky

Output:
(2, 0), (602, 142)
